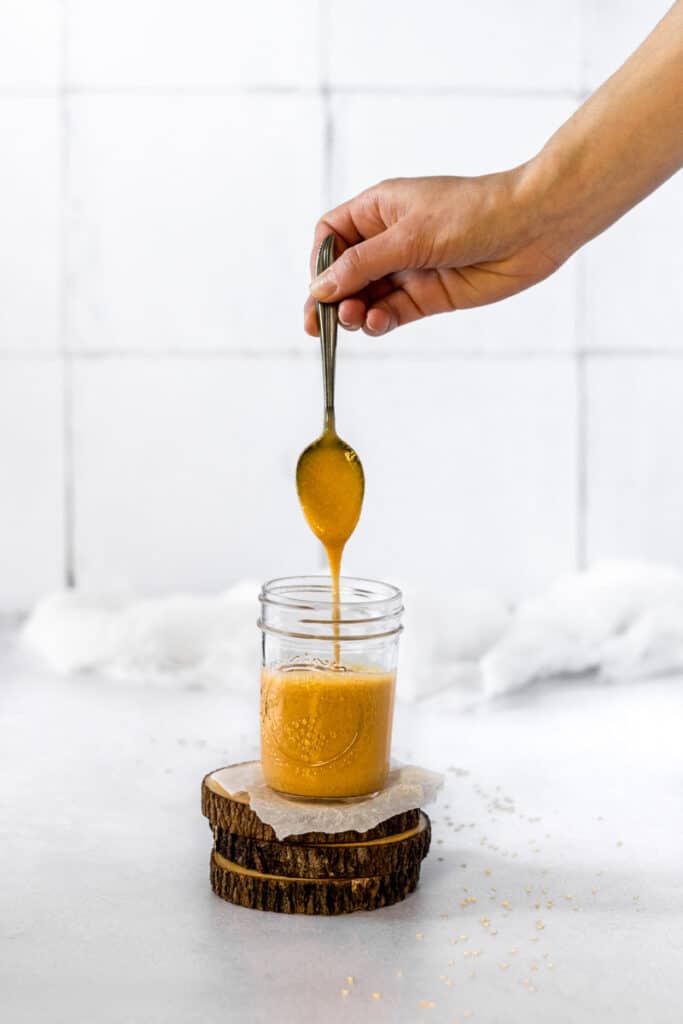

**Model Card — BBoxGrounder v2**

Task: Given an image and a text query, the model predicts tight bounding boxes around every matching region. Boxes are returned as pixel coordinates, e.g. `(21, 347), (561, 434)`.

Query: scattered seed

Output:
(340, 989), (349, 997)
(501, 901), (512, 910)
(347, 976), (355, 985)
(419, 1001), (437, 1009)
(499, 962), (509, 969)
(416, 932), (424, 940)
(480, 918), (490, 928)
(372, 992), (381, 1000)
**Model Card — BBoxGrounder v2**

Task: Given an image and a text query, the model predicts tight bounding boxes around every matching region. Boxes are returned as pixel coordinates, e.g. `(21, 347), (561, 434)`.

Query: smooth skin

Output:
(305, 1), (683, 338)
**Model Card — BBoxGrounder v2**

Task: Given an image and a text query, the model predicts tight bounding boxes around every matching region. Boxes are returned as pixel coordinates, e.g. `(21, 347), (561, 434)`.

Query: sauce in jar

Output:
(261, 664), (396, 799)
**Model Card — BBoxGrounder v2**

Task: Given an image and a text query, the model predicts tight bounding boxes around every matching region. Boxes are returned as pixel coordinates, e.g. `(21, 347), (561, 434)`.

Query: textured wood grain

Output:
(201, 766), (420, 843)
(214, 812), (431, 879)
(210, 851), (423, 914)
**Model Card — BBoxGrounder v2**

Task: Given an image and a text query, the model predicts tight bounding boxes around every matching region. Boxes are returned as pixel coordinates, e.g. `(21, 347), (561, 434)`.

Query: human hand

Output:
(304, 169), (573, 337)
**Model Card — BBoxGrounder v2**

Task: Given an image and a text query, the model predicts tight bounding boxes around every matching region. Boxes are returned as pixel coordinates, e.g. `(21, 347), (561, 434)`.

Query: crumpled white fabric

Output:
(481, 561), (683, 696)
(209, 761), (444, 839)
(22, 581), (261, 687)
(21, 561), (683, 700)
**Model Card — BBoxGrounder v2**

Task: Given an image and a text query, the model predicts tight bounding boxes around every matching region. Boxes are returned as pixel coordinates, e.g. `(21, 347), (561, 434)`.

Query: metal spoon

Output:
(295, 234), (365, 581)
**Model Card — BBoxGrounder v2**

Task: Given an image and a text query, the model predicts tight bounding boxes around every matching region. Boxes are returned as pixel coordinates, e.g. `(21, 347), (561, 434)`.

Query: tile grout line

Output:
(575, 253), (588, 571)
(575, 0), (589, 571)
(0, 85), (583, 100)
(3, 346), (682, 361)
(59, 0), (75, 588)
(314, 0), (332, 574)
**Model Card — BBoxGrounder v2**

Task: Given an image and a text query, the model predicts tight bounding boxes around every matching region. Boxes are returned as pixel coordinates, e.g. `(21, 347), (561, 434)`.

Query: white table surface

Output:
(1, 628), (682, 1024)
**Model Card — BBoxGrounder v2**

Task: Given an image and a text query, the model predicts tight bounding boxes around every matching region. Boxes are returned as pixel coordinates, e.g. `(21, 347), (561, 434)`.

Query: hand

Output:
(304, 169), (573, 337)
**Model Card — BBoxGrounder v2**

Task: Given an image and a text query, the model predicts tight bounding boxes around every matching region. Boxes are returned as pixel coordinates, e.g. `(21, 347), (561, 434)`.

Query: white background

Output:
(1, 0), (681, 611)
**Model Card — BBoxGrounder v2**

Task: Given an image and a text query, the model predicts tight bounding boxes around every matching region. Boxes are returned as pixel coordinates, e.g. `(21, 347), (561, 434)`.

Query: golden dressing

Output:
(295, 416), (364, 608)
(260, 665), (396, 798)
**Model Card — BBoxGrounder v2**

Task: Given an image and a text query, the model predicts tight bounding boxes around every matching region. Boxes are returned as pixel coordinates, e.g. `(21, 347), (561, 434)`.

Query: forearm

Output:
(524, 0), (683, 259)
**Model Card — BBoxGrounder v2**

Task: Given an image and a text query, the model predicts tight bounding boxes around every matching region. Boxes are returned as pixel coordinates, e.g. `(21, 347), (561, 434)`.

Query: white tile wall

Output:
(584, 174), (683, 351)
(66, 0), (320, 89)
(67, 95), (324, 352)
(73, 357), (323, 591)
(586, 358), (683, 565)
(0, 98), (61, 351)
(0, 360), (64, 610)
(1, 0), (682, 609)
(328, 0), (582, 91)
(582, 0), (674, 90)
(337, 355), (578, 598)
(331, 93), (579, 354)
(0, 1), (61, 89)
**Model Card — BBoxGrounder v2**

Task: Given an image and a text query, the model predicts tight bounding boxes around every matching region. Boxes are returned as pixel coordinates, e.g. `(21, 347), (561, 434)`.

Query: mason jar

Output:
(258, 576), (404, 800)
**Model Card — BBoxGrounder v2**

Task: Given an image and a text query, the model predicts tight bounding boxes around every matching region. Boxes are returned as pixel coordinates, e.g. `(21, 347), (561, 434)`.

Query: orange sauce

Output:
(260, 665), (396, 798)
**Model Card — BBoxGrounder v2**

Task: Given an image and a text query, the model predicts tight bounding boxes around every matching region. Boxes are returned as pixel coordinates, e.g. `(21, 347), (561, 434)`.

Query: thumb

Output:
(309, 227), (407, 301)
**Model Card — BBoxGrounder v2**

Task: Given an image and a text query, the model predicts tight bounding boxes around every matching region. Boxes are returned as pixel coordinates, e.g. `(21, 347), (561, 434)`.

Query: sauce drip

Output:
(295, 412), (364, 657)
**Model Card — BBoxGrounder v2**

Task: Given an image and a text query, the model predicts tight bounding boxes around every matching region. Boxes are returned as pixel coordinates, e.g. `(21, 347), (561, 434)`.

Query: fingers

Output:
(308, 186), (390, 279)
(309, 227), (407, 303)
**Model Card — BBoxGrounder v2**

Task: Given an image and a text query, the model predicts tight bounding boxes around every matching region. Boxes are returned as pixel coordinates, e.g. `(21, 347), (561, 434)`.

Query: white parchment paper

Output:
(210, 761), (444, 839)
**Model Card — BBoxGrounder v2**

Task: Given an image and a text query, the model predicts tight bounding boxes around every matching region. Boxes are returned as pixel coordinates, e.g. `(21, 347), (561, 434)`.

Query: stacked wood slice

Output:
(202, 765), (432, 915)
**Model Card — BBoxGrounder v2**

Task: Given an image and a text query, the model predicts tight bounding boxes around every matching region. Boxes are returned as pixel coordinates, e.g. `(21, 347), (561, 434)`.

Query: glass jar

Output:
(258, 576), (404, 801)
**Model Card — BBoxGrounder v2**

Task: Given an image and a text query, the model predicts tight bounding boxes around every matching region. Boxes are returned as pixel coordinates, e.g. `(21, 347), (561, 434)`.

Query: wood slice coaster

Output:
(202, 764), (421, 843)
(214, 811), (431, 880)
(210, 850), (423, 915)
(202, 763), (432, 913)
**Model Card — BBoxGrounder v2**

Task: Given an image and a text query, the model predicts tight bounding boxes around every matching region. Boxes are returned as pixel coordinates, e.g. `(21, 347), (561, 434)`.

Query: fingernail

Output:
(310, 274), (335, 300)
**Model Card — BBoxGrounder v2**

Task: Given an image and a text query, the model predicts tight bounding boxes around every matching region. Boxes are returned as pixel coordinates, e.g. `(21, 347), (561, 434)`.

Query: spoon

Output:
(296, 234), (365, 589)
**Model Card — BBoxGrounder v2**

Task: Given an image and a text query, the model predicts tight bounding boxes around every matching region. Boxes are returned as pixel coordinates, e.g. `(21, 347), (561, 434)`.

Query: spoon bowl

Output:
(296, 428), (364, 554)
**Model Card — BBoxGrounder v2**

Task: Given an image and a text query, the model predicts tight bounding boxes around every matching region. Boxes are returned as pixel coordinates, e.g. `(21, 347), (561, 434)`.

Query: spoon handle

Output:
(316, 234), (338, 431)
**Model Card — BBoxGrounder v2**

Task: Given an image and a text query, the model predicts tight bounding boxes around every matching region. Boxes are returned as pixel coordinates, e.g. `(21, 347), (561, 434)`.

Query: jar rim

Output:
(259, 575), (402, 611)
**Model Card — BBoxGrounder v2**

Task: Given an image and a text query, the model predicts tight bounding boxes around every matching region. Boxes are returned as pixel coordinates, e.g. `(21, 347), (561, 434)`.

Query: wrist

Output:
(512, 144), (592, 263)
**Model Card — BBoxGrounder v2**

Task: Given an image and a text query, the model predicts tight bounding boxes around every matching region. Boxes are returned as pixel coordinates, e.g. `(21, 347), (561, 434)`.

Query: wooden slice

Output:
(214, 811), (431, 879)
(210, 850), (423, 915)
(202, 764), (421, 843)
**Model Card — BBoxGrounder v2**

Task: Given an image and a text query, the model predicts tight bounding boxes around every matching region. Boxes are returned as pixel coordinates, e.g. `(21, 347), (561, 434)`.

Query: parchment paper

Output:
(210, 761), (444, 839)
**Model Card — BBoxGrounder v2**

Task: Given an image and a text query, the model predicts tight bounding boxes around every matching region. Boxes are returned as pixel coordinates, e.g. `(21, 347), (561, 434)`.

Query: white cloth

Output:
(21, 561), (683, 700)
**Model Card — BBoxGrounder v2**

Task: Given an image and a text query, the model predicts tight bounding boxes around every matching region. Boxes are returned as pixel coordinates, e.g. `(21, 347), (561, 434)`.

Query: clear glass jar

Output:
(258, 576), (404, 800)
